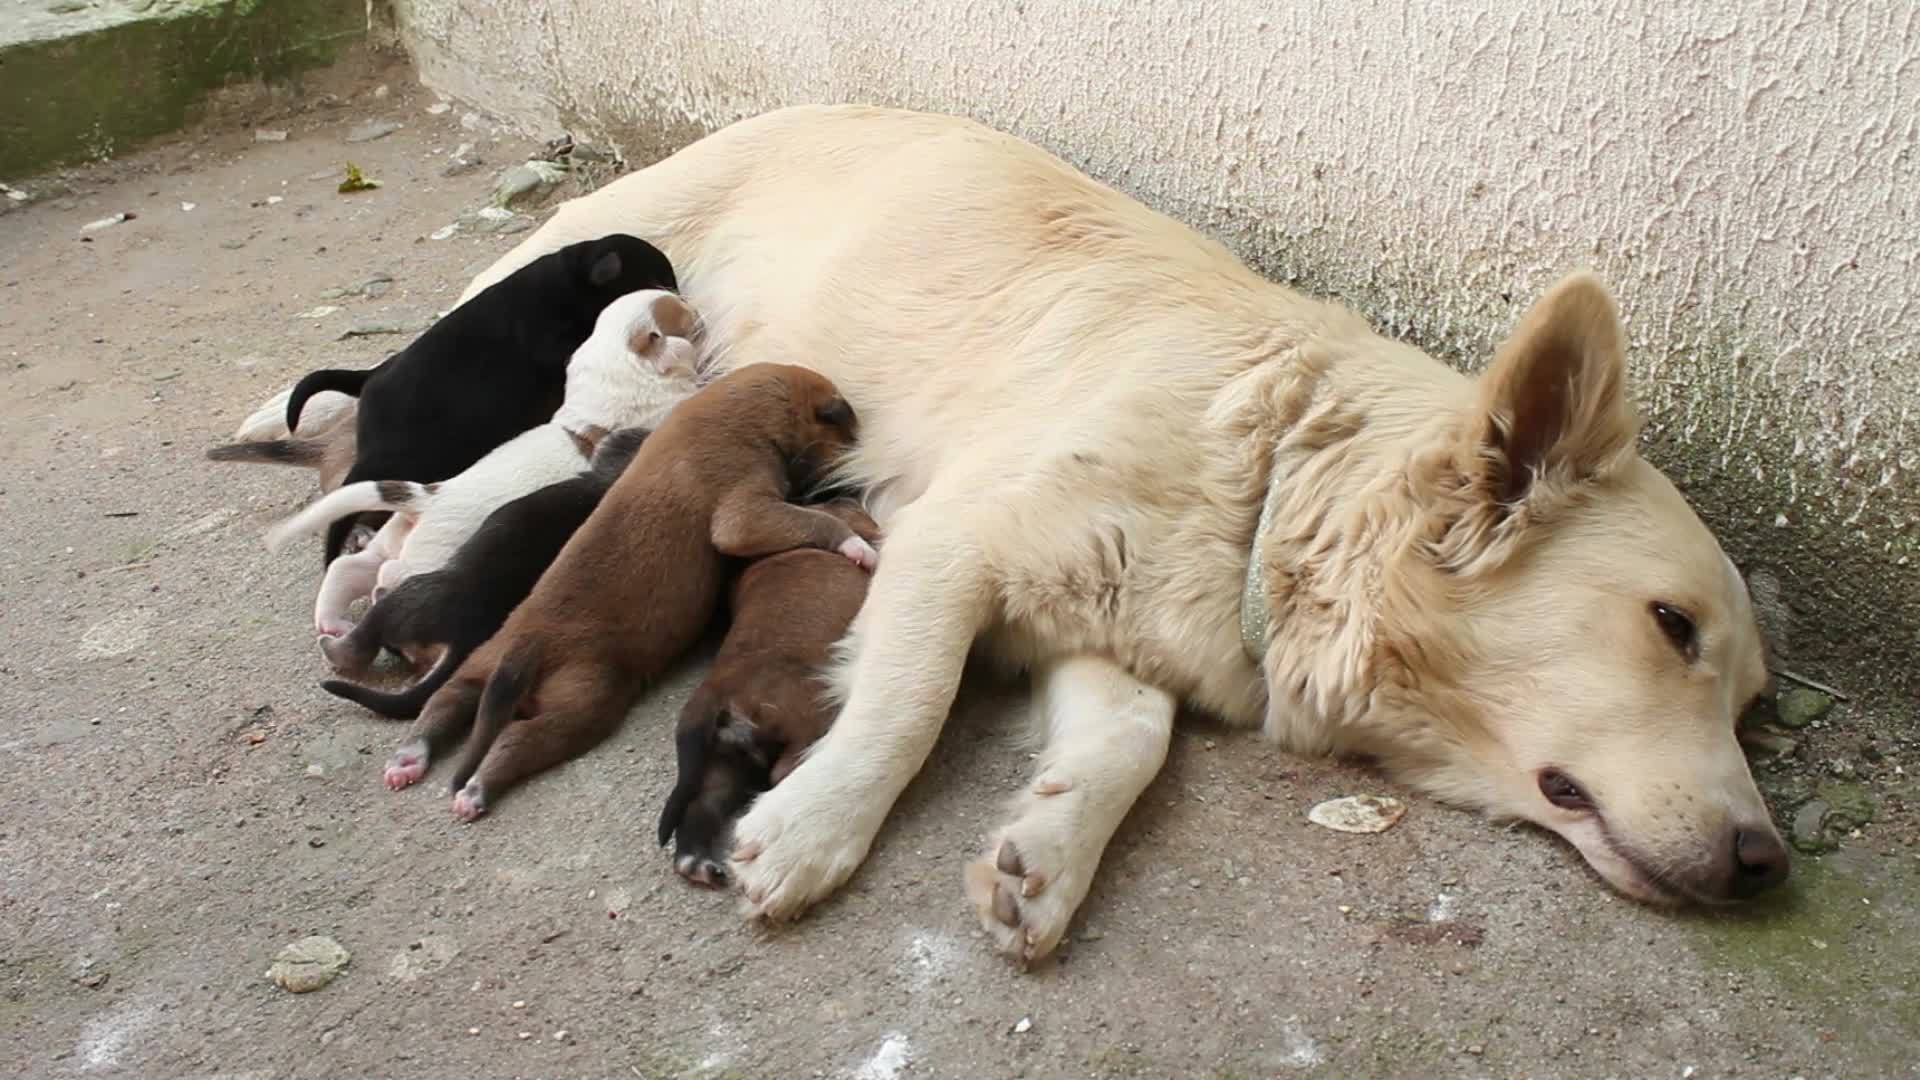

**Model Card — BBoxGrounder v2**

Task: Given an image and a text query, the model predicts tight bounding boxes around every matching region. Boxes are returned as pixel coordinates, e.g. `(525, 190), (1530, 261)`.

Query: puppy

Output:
(317, 425), (649, 718)
(657, 507), (878, 887)
(381, 362), (875, 822)
(282, 233), (679, 565)
(265, 290), (701, 638)
(205, 422), (357, 494)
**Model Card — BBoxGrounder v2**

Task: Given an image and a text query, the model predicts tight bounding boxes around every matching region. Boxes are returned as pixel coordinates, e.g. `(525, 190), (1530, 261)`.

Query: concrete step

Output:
(1, 0), (374, 178)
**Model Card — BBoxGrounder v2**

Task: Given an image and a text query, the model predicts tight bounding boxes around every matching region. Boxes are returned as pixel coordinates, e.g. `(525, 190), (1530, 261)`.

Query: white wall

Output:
(395, 0), (1920, 668)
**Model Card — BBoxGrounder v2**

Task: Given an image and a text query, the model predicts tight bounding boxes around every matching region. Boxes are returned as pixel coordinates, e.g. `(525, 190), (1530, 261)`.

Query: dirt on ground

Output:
(2, 49), (1916, 1080)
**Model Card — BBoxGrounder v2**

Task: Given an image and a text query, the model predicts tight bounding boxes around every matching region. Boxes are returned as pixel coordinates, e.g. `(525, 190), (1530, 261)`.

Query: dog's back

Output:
(659, 543), (871, 885)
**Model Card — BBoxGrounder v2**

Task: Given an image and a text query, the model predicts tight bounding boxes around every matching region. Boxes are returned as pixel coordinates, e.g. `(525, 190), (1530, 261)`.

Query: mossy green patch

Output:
(1689, 850), (1920, 1044)
(0, 0), (367, 177)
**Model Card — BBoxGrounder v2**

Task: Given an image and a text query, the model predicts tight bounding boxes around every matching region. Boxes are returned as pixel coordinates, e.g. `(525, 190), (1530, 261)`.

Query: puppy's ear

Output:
(815, 396), (857, 434)
(587, 251), (625, 287)
(1469, 271), (1637, 506)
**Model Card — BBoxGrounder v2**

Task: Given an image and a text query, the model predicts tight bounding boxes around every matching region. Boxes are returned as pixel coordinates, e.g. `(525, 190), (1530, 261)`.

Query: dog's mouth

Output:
(1535, 769), (1702, 907)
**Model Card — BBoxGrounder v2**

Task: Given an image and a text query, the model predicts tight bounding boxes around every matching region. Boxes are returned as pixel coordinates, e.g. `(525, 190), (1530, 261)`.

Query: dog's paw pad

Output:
(965, 831), (1081, 968)
(383, 742), (428, 790)
(451, 781), (488, 822)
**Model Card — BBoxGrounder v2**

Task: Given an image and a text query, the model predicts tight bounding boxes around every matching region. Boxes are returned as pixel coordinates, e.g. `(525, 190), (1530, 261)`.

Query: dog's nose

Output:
(1729, 827), (1790, 898)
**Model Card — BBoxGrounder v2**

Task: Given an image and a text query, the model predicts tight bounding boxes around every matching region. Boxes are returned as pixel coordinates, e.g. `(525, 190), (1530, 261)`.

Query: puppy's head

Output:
(621, 290), (703, 380)
(1261, 272), (1786, 906)
(707, 362), (860, 484)
(565, 233), (680, 303)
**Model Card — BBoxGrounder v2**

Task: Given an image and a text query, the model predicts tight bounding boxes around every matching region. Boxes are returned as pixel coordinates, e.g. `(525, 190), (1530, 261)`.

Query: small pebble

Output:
(467, 1027), (479, 1036)
(553, 1030), (568, 1041)
(1011, 1017), (1032, 1035)
(511, 1000), (527, 1009)
(1465, 1044), (1484, 1055)
(305, 763), (324, 777)
(1337, 905), (1352, 914)
(1187, 877), (1202, 888)
(517, 1031), (530, 1041)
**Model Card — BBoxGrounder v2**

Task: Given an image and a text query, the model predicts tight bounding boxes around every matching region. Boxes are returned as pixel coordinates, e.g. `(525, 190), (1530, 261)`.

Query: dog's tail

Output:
(658, 690), (723, 848)
(286, 368), (372, 432)
(320, 646), (465, 719)
(206, 438), (325, 470)
(264, 479), (436, 554)
(446, 639), (541, 793)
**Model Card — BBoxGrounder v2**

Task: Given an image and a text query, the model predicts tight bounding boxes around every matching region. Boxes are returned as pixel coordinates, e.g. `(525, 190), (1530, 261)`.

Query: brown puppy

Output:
(381, 362), (875, 821)
(657, 501), (879, 887)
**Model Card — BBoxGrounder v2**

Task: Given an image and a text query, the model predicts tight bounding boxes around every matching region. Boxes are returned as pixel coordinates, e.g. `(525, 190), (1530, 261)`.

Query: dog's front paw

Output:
(963, 785), (1098, 968)
(836, 535), (878, 572)
(728, 767), (879, 922)
(451, 780), (488, 822)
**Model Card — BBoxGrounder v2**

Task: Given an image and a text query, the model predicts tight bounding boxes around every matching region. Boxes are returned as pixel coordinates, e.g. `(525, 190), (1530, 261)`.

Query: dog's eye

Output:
(1650, 601), (1698, 660)
(1538, 769), (1593, 812)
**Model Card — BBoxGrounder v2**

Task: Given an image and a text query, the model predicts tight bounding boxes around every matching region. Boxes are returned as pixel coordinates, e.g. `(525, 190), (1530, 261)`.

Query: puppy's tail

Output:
(206, 438), (324, 469)
(321, 647), (465, 719)
(264, 479), (436, 554)
(286, 368), (371, 432)
(447, 639), (541, 793)
(658, 690), (724, 847)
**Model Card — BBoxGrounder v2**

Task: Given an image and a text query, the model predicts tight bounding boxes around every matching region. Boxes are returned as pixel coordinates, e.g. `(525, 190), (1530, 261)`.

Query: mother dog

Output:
(287, 105), (1789, 964)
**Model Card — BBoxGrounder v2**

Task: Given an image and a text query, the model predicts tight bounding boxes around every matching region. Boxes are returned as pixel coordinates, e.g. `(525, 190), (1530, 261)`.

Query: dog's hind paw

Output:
(674, 852), (729, 888)
(383, 741), (428, 790)
(451, 781), (487, 822)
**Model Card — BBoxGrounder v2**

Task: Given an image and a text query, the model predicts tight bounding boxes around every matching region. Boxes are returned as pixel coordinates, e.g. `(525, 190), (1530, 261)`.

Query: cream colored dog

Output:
(242, 105), (1788, 966)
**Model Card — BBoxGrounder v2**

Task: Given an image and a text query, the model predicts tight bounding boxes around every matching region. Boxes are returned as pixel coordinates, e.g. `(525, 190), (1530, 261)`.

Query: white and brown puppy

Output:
(265, 289), (701, 641)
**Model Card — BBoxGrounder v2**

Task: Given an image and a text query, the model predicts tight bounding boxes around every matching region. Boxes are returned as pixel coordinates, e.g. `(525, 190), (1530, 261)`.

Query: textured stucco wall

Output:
(393, 0), (1920, 687)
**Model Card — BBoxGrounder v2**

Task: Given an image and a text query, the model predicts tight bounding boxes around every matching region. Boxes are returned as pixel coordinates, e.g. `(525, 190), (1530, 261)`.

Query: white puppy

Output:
(265, 289), (702, 641)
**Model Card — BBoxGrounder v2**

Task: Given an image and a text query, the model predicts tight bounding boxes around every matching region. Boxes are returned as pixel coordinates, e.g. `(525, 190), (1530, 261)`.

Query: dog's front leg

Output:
(965, 655), (1174, 967)
(727, 496), (991, 921)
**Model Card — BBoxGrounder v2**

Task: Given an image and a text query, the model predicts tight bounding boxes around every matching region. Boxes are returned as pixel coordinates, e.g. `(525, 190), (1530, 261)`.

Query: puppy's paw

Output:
(383, 740), (429, 790)
(344, 523), (379, 557)
(836, 535), (879, 572)
(964, 789), (1097, 969)
(451, 780), (488, 822)
(728, 766), (880, 922)
(674, 852), (729, 889)
(317, 633), (367, 675)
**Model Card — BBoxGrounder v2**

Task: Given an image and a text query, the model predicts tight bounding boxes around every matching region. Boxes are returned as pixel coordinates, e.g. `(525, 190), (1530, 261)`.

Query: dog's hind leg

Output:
(963, 656), (1174, 968)
(384, 675), (483, 790)
(312, 545), (384, 638)
(446, 665), (626, 822)
(727, 494), (992, 922)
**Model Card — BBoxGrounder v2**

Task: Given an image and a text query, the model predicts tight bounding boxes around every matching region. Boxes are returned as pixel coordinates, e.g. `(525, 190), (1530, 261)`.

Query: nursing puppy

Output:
(381, 363), (873, 824)
(658, 504), (879, 887)
(265, 290), (700, 638)
(207, 392), (359, 494)
(284, 233), (678, 565)
(317, 425), (650, 718)
(455, 106), (1786, 966)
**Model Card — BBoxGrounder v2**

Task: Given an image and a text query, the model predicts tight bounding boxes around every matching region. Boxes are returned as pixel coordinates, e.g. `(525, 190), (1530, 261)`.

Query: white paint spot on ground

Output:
(1426, 892), (1457, 922)
(854, 1033), (912, 1080)
(1276, 1016), (1325, 1069)
(79, 609), (153, 657)
(697, 1021), (742, 1072)
(902, 929), (958, 995)
(76, 999), (158, 1071)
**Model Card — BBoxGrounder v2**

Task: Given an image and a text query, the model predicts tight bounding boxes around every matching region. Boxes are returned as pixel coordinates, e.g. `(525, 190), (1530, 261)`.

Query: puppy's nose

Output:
(1729, 827), (1790, 898)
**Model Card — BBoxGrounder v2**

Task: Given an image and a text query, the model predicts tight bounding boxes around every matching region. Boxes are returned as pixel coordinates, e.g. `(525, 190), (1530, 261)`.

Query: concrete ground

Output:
(2, 51), (1916, 1080)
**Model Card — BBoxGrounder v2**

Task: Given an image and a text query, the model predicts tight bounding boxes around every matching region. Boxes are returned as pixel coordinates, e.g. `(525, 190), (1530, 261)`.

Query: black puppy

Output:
(284, 234), (677, 564)
(318, 426), (649, 718)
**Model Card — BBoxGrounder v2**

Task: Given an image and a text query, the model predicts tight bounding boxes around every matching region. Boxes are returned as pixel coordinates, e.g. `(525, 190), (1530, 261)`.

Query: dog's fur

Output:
(658, 503), (880, 888)
(317, 425), (651, 718)
(251, 105), (1787, 965)
(381, 363), (876, 822)
(285, 234), (679, 565)
(266, 290), (702, 638)
(207, 401), (359, 494)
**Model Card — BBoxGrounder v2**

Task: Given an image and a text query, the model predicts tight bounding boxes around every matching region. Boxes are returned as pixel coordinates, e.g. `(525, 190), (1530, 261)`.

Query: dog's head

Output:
(705, 362), (860, 484)
(1269, 272), (1786, 905)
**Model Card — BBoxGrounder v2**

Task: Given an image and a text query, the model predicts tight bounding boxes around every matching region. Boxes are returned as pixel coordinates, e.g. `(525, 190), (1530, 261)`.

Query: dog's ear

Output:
(815, 396), (857, 434)
(587, 250), (625, 288)
(1469, 272), (1638, 506)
